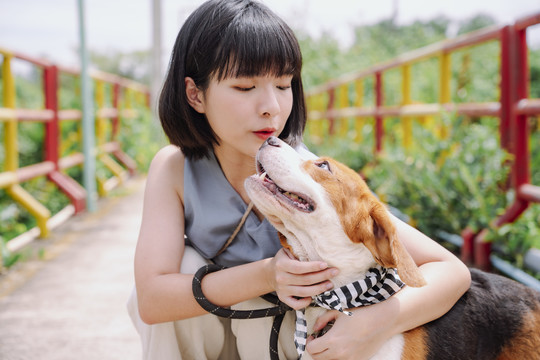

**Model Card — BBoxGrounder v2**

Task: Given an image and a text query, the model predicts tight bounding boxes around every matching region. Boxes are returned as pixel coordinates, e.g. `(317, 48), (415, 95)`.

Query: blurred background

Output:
(2, 0), (539, 87)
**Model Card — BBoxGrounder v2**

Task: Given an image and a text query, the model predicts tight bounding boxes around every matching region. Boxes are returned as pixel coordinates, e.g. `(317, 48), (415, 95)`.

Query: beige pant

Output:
(127, 246), (298, 360)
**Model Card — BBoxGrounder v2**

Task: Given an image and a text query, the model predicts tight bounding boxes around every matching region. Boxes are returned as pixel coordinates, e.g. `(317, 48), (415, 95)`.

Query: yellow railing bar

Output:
(0, 172), (17, 189)
(439, 52), (452, 139)
(7, 185), (51, 237)
(338, 84), (349, 137)
(96, 153), (127, 196)
(3, 54), (18, 171)
(2, 54), (50, 236)
(100, 153), (127, 180)
(308, 93), (326, 143)
(436, 52), (453, 167)
(95, 79), (107, 145)
(94, 80), (128, 196)
(354, 79), (364, 143)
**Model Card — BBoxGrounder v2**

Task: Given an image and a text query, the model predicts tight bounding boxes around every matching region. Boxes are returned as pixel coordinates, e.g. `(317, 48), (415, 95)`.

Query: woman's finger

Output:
(280, 295), (312, 310)
(312, 310), (339, 332)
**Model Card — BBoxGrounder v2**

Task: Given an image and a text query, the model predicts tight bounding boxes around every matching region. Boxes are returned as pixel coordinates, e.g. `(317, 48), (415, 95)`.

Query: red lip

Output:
(253, 128), (276, 140)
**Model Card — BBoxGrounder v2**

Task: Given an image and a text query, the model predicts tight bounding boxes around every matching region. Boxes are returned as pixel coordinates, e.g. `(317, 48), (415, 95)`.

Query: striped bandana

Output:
(294, 266), (404, 358)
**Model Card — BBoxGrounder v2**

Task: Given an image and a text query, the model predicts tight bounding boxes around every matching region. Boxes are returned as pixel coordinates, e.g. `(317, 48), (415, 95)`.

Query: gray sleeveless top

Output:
(183, 145), (317, 268)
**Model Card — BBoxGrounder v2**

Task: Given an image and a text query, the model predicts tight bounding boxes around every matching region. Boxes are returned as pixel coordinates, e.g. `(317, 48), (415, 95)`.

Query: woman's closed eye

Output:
(234, 85), (290, 91)
(234, 86), (255, 92)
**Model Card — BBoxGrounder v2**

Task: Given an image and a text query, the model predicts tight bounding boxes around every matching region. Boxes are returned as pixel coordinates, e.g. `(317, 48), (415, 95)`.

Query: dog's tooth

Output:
(259, 172), (266, 180)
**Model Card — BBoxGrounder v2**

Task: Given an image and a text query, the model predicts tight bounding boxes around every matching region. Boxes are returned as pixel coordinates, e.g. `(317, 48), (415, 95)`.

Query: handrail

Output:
(305, 12), (540, 272)
(0, 47), (149, 249)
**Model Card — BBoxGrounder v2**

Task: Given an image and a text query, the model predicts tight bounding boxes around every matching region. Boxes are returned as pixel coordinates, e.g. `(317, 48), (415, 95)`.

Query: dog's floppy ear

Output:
(362, 203), (426, 288)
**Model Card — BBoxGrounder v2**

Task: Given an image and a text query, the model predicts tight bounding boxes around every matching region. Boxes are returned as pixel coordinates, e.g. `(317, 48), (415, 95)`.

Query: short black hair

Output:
(158, 0), (306, 159)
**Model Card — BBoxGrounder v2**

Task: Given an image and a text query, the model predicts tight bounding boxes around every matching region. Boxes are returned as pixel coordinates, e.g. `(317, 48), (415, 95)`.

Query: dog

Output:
(244, 136), (540, 360)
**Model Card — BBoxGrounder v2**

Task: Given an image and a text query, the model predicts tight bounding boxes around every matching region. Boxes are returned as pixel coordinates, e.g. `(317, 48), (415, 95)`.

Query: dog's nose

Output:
(266, 136), (280, 147)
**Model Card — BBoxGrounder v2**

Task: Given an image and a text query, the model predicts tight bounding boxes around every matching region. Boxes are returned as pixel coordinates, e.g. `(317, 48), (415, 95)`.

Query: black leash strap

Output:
(192, 264), (292, 360)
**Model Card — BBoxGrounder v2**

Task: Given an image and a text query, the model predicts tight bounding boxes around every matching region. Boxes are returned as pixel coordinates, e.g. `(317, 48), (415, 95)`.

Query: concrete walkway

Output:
(0, 178), (146, 360)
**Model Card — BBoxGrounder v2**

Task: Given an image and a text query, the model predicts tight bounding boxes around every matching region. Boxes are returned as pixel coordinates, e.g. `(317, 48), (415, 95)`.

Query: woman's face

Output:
(198, 74), (294, 160)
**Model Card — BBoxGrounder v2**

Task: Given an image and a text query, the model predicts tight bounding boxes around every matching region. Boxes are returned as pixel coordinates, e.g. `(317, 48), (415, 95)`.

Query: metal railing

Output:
(0, 47), (149, 251)
(305, 13), (540, 275)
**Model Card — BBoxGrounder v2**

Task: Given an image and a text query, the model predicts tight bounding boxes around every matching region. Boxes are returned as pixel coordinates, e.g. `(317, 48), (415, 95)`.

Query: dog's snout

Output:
(266, 136), (280, 147)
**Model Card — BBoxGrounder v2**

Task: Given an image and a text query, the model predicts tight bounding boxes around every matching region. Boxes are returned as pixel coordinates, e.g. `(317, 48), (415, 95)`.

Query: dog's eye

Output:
(316, 161), (331, 172)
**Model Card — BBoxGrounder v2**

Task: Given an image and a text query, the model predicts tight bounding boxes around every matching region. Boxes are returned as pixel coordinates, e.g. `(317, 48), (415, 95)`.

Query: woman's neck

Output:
(213, 147), (257, 202)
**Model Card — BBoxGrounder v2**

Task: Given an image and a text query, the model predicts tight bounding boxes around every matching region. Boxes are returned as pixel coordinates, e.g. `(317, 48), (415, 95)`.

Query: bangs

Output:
(213, 4), (302, 80)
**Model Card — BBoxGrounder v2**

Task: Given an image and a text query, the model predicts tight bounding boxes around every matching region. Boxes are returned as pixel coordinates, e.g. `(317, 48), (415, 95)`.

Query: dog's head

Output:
(245, 137), (425, 288)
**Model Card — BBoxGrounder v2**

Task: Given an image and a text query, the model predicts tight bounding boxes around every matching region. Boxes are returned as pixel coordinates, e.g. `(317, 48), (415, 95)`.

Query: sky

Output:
(1, 0), (539, 72)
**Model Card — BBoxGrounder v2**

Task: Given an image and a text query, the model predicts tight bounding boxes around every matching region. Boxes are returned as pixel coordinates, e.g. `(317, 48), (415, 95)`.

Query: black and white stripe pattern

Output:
(294, 266), (404, 358)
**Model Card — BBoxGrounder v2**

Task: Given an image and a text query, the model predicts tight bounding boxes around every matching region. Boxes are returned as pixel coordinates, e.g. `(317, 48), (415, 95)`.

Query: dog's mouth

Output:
(257, 162), (315, 213)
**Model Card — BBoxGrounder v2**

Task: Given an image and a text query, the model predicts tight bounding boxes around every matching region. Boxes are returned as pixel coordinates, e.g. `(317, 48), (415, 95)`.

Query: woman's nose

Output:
(259, 88), (280, 117)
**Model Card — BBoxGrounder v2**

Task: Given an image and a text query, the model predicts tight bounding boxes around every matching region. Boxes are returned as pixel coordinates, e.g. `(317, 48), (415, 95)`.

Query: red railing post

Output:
(44, 65), (59, 165)
(512, 25), (531, 192)
(461, 228), (476, 266)
(499, 26), (514, 155)
(43, 65), (87, 213)
(374, 72), (384, 153)
(474, 22), (532, 271)
(494, 24), (530, 226)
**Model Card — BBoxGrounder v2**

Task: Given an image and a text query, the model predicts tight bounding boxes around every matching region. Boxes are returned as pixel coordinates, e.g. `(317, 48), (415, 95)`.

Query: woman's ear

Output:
(185, 77), (205, 113)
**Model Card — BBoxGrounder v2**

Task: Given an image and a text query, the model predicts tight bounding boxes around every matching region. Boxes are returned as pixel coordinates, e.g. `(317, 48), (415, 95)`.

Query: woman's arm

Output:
(134, 146), (336, 324)
(134, 146), (270, 323)
(305, 214), (471, 359)
(387, 214), (471, 333)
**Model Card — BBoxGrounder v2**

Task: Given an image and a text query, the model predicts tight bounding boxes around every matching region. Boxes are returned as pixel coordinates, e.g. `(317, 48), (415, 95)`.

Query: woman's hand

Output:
(306, 300), (399, 360)
(267, 248), (339, 310)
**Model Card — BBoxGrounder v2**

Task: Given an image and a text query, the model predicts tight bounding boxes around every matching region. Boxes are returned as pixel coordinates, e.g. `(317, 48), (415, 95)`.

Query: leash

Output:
(193, 264), (293, 360)
(194, 202), (292, 359)
(215, 202), (254, 257)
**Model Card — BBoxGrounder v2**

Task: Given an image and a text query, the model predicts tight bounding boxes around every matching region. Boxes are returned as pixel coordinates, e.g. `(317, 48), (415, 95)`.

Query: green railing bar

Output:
(77, 0), (97, 212)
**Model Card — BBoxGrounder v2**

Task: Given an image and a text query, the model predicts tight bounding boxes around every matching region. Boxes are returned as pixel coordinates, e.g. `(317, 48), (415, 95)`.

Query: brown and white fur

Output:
(244, 136), (540, 360)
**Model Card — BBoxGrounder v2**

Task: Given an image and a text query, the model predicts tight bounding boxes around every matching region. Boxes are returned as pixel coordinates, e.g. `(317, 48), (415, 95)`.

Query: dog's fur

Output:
(245, 137), (540, 360)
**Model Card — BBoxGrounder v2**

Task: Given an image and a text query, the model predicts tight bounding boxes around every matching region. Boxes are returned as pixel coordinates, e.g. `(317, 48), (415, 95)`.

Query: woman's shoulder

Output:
(152, 144), (185, 162)
(146, 145), (186, 197)
(149, 145), (185, 172)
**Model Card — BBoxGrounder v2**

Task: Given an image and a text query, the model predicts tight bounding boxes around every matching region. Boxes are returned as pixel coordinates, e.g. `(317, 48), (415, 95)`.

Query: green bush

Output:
(363, 115), (511, 235)
(486, 205), (540, 270)
(304, 120), (375, 172)
(118, 107), (166, 172)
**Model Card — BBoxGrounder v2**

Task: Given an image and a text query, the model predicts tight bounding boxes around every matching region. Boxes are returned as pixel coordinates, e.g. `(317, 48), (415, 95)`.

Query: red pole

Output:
(499, 26), (513, 154)
(475, 24), (531, 270)
(495, 24), (530, 226)
(44, 65), (87, 213)
(44, 65), (59, 166)
(460, 227), (476, 266)
(513, 26), (530, 190)
(375, 72), (384, 153)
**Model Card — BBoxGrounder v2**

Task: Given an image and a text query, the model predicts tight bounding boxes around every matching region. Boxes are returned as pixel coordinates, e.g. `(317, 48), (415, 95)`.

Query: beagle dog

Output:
(245, 136), (540, 360)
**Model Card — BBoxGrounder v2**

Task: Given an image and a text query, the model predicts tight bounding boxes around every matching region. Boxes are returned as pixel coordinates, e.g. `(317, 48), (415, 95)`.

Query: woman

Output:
(128, 1), (471, 359)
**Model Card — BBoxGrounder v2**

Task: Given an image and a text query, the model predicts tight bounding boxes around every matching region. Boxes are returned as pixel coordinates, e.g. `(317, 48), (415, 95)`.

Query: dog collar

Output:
(294, 266), (404, 358)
